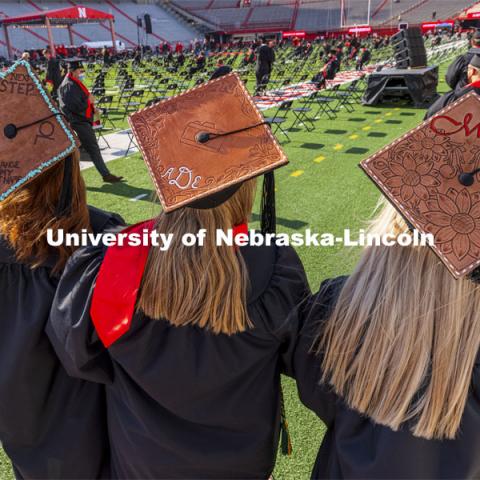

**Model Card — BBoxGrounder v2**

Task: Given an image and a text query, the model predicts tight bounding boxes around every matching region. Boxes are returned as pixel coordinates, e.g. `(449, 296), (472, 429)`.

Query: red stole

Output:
(67, 72), (94, 120)
(91, 220), (248, 348)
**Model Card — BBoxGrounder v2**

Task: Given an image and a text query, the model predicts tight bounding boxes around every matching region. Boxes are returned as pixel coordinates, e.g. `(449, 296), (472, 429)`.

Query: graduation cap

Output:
(360, 91), (480, 279)
(470, 54), (480, 69)
(0, 60), (78, 214)
(64, 58), (84, 71)
(128, 72), (288, 233)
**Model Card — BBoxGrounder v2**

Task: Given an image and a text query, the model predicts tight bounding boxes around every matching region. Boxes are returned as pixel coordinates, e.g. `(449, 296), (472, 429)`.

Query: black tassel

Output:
(261, 171), (276, 235)
(55, 155), (73, 218)
(468, 266), (480, 284)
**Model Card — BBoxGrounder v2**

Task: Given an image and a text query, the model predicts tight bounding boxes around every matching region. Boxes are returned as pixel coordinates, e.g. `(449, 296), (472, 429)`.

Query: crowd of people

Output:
(0, 25), (479, 480)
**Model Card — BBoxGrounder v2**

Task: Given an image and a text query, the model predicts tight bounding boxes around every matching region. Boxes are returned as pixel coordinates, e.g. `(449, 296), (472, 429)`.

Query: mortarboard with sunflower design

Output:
(360, 91), (480, 279)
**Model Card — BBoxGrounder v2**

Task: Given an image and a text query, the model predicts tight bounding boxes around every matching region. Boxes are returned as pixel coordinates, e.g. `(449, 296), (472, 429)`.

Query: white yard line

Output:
(129, 193), (149, 202)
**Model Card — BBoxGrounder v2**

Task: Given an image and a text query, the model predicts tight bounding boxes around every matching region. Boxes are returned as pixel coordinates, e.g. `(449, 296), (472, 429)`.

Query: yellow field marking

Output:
(362, 126), (371, 131)
(374, 119), (383, 123)
(385, 112), (393, 117)
(314, 155), (326, 163)
(333, 144), (344, 151)
(349, 134), (359, 140)
(290, 170), (304, 177)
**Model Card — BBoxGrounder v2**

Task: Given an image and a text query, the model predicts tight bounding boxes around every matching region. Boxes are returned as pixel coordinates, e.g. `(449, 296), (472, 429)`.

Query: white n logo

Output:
(78, 7), (87, 18)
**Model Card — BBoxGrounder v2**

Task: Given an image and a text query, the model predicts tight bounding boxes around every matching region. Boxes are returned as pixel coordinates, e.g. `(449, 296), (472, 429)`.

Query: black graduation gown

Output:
(424, 82), (480, 119)
(58, 75), (91, 125)
(47, 242), (310, 479)
(445, 47), (480, 90)
(293, 277), (480, 479)
(0, 206), (124, 479)
(46, 58), (63, 92)
(256, 44), (275, 76)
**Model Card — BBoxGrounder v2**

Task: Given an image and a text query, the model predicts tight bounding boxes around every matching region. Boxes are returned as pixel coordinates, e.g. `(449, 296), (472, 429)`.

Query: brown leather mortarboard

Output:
(128, 72), (288, 213)
(0, 60), (78, 202)
(361, 91), (480, 278)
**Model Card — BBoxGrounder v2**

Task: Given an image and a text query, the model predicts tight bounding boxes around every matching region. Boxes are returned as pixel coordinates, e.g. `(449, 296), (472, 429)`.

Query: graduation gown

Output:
(58, 74), (93, 125)
(256, 44), (275, 77)
(46, 58), (63, 92)
(445, 48), (480, 90)
(47, 238), (310, 479)
(424, 81), (480, 119)
(0, 206), (124, 479)
(293, 277), (480, 479)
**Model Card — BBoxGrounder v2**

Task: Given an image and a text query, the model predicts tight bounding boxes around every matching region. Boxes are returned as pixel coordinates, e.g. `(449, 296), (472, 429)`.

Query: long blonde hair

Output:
(0, 151), (90, 273)
(319, 198), (480, 440)
(137, 179), (257, 335)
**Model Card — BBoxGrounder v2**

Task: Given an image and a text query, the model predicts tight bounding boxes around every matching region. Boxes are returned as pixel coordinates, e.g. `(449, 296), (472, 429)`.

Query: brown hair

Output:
(318, 199), (480, 440)
(0, 150), (90, 273)
(137, 179), (257, 335)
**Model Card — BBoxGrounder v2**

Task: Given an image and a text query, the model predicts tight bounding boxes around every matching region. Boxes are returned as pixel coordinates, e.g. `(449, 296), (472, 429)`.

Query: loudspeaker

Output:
(391, 29), (406, 44)
(144, 14), (153, 34)
(391, 27), (427, 69)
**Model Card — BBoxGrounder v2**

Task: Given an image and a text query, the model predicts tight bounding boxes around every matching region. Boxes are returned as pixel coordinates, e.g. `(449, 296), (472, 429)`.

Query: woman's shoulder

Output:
(239, 244), (310, 339)
(87, 205), (125, 234)
(240, 244), (309, 306)
(297, 276), (349, 342)
(310, 276), (348, 317)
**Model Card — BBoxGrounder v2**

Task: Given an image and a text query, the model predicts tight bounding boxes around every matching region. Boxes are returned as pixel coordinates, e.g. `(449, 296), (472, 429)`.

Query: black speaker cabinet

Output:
(144, 14), (153, 34)
(391, 27), (427, 68)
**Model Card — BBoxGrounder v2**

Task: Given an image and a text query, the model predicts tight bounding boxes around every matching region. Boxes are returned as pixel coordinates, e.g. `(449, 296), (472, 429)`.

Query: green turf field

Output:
(0, 55), (459, 479)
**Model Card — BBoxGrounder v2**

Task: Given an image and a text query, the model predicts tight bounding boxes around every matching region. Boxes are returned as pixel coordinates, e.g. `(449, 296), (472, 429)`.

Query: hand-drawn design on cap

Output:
(181, 121), (226, 153)
(423, 189), (480, 261)
(250, 137), (288, 163)
(379, 153), (440, 202)
(395, 127), (467, 179)
(0, 60), (77, 202)
(128, 72), (287, 212)
(360, 92), (480, 278)
(161, 165), (202, 190)
(133, 116), (165, 152)
(34, 120), (56, 144)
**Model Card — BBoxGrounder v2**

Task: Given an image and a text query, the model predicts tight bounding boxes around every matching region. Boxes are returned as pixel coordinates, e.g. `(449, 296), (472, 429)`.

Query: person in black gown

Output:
(48, 74), (310, 479)
(445, 29), (480, 90)
(255, 39), (275, 94)
(0, 60), (124, 478)
(292, 111), (480, 478)
(425, 54), (480, 119)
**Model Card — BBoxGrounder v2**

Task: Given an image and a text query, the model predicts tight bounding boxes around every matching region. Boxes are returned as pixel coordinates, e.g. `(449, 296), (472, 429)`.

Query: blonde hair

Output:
(137, 179), (257, 335)
(0, 151), (90, 273)
(318, 198), (480, 440)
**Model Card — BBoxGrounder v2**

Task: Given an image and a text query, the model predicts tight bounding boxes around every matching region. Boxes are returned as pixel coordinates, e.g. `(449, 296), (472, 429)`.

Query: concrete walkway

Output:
(79, 128), (138, 171)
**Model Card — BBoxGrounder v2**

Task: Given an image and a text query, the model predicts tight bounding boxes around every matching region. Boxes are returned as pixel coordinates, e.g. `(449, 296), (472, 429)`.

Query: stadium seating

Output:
(172, 0), (476, 33)
(0, 0), (476, 57)
(296, 1), (342, 32)
(194, 7), (249, 30)
(0, 0), (199, 56)
(396, 0), (471, 24)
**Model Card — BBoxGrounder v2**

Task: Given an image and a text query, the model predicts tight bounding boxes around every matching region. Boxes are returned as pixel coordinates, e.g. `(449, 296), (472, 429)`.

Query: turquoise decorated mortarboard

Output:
(0, 60), (78, 202)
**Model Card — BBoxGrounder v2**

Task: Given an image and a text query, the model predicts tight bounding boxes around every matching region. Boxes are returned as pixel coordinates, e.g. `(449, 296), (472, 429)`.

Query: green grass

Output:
(0, 58), (456, 479)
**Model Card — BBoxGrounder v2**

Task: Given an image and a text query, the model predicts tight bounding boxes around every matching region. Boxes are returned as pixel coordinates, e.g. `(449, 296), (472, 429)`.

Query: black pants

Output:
(255, 69), (270, 96)
(71, 122), (110, 178)
(256, 69), (270, 88)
